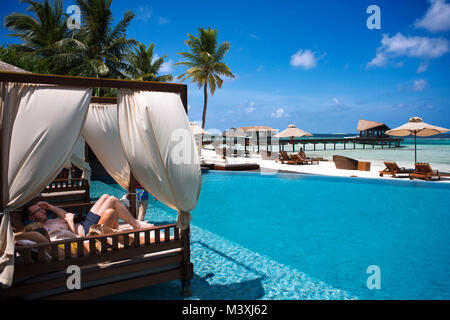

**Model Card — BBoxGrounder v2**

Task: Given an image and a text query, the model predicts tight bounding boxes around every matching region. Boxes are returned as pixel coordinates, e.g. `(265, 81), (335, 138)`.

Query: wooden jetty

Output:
(278, 136), (403, 152)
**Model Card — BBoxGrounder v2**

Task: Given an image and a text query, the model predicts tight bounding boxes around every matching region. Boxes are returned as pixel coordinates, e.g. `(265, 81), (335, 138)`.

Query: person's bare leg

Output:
(137, 200), (148, 221)
(98, 209), (119, 230)
(90, 194), (110, 214)
(92, 196), (151, 229)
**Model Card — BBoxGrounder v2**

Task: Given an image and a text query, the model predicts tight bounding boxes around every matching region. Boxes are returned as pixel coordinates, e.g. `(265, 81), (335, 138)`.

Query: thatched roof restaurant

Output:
(357, 119), (390, 137)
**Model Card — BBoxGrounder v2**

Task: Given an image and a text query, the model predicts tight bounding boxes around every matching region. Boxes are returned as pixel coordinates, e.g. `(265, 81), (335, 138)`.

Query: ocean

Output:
(239, 133), (450, 172)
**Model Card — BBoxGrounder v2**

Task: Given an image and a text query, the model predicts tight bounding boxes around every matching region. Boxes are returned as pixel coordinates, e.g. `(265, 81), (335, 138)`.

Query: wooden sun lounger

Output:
(410, 163), (444, 181)
(1, 202), (193, 300)
(292, 153), (319, 165)
(379, 162), (414, 178)
(278, 151), (302, 165)
(333, 155), (359, 170)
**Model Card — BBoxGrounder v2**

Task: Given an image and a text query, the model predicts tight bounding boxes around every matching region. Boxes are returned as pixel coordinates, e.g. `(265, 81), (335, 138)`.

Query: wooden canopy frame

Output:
(0, 71), (193, 300)
(0, 71), (188, 213)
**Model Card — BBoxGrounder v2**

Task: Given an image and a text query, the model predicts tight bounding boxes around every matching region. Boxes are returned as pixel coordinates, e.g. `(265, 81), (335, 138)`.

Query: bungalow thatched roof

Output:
(0, 60), (30, 73)
(357, 119), (390, 131)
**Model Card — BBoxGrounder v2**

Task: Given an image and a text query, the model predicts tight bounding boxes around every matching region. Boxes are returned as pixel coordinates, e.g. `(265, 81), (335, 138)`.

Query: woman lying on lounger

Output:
(21, 194), (153, 239)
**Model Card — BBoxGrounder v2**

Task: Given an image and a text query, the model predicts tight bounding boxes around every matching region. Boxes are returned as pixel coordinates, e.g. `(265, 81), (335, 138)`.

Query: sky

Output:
(1, 0), (450, 133)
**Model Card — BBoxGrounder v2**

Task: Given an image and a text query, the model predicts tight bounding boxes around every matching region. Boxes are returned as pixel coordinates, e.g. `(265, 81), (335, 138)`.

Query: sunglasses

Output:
(29, 207), (45, 217)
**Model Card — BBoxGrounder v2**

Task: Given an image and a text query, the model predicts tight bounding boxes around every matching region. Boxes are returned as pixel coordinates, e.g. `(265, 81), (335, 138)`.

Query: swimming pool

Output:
(94, 171), (450, 299)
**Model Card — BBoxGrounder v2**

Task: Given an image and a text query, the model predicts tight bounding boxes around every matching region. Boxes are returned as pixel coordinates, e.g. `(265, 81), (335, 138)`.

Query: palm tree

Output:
(3, 0), (69, 57)
(176, 27), (235, 129)
(124, 43), (173, 82)
(48, 0), (137, 78)
(4, 0), (136, 79)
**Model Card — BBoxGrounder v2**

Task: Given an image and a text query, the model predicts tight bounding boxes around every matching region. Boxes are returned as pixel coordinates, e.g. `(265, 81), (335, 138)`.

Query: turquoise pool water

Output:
(192, 172), (450, 300)
(93, 171), (450, 300)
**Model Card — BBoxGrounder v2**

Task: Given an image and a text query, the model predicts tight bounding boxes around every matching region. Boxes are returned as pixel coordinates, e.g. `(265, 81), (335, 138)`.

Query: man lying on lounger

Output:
(21, 194), (153, 239)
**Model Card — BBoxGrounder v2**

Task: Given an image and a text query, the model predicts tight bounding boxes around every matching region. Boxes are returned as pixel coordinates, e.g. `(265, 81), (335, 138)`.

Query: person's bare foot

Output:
(133, 221), (154, 229)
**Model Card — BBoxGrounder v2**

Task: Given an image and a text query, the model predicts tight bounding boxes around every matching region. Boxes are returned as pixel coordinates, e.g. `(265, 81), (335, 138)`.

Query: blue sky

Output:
(1, 0), (450, 133)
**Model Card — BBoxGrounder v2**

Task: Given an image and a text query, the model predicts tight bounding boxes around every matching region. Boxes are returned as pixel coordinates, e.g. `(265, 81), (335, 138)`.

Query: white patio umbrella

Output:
(189, 122), (211, 136)
(274, 124), (313, 152)
(190, 122), (211, 159)
(386, 117), (450, 163)
(274, 124), (313, 138)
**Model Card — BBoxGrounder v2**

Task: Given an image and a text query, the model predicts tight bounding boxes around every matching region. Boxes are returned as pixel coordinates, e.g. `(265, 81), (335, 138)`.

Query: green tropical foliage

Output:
(49, 0), (137, 78)
(124, 43), (173, 82)
(1, 1), (234, 106)
(3, 0), (69, 57)
(0, 45), (49, 73)
(3, 0), (138, 79)
(176, 27), (234, 129)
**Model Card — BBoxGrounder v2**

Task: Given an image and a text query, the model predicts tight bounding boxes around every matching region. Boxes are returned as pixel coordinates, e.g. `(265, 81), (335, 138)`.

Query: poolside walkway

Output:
(201, 149), (450, 183)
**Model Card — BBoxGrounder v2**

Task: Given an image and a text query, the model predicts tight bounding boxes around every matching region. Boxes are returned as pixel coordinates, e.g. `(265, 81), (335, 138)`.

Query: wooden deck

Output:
(212, 163), (260, 171)
(278, 137), (403, 151)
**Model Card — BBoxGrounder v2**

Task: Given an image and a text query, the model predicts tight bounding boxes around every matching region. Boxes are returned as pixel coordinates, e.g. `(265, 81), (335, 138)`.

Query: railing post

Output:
(180, 224), (193, 297)
(128, 174), (137, 219)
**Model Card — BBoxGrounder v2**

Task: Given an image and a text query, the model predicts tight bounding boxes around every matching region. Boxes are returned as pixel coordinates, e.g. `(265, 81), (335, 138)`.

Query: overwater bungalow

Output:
(357, 119), (390, 138)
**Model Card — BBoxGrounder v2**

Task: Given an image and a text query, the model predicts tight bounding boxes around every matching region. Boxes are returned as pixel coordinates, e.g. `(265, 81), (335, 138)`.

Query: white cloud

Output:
(415, 0), (450, 32)
(417, 61), (429, 73)
(245, 107), (255, 113)
(160, 59), (173, 73)
(367, 32), (450, 68)
(381, 33), (449, 59)
(136, 5), (152, 22)
(367, 52), (388, 67)
(290, 49), (320, 69)
(153, 54), (173, 73)
(249, 33), (260, 40)
(271, 108), (285, 118)
(158, 17), (170, 25)
(412, 79), (428, 91)
(333, 97), (341, 105)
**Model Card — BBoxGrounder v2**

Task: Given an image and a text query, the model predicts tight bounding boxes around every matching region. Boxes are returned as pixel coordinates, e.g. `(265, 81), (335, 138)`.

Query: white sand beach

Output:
(201, 148), (450, 183)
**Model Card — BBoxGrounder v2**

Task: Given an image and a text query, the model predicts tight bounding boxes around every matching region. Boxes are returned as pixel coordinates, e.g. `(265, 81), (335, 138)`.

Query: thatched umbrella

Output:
(239, 126), (278, 153)
(274, 124), (313, 152)
(274, 124), (312, 138)
(189, 122), (211, 136)
(386, 117), (449, 163)
(190, 122), (212, 159)
(223, 128), (246, 137)
(222, 128), (247, 156)
(239, 126), (277, 133)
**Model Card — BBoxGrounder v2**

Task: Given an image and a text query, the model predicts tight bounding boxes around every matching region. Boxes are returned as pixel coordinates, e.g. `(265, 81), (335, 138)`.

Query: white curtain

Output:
(117, 90), (201, 230)
(64, 136), (91, 181)
(82, 104), (130, 190)
(0, 82), (91, 286)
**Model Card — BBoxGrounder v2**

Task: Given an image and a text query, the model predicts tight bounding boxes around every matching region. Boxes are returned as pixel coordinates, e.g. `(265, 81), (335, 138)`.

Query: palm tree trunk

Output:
(202, 82), (208, 129)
